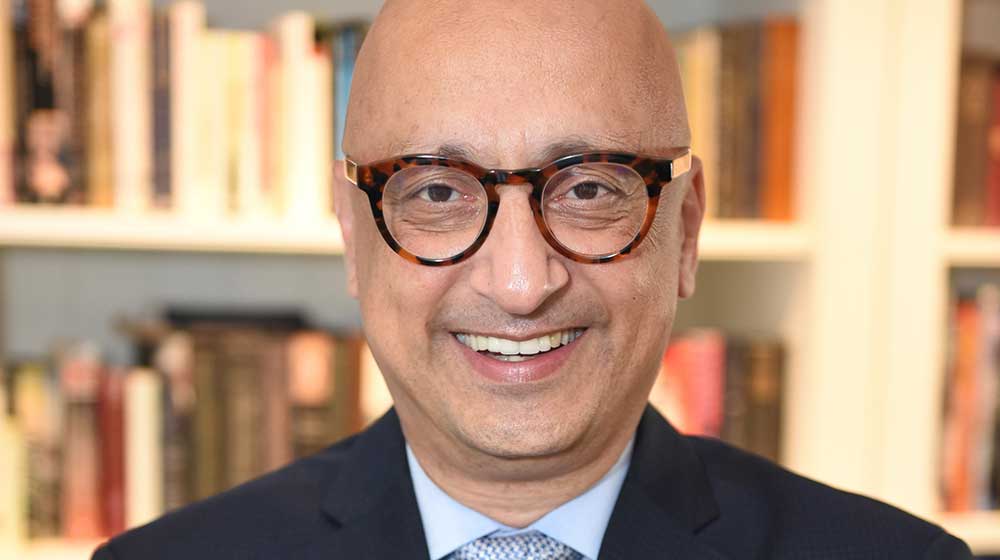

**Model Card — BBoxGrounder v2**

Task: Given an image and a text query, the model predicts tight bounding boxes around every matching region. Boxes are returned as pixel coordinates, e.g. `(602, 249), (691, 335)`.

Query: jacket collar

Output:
(320, 405), (722, 559)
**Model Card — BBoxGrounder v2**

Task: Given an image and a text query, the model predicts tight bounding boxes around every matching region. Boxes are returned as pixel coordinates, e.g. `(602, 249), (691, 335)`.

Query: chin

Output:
(454, 405), (590, 461)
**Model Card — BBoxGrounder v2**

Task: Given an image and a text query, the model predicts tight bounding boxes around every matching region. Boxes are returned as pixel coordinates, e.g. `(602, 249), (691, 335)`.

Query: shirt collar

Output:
(406, 438), (635, 560)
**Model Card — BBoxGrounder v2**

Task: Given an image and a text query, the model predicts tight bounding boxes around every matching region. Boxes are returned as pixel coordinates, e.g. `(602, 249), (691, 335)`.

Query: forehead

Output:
(345, 1), (689, 167)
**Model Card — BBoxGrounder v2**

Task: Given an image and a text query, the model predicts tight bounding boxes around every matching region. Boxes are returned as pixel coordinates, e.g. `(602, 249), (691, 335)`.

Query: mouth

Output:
(453, 328), (586, 362)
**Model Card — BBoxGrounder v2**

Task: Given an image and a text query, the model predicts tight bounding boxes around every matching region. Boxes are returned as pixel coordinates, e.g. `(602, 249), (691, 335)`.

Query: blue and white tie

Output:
(450, 530), (583, 560)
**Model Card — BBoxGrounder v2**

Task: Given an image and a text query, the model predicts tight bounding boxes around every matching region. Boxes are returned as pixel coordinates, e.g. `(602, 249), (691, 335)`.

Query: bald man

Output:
(93, 1), (972, 559)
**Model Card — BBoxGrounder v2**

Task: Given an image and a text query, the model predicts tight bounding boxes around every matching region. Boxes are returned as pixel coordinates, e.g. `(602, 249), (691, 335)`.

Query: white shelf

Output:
(699, 219), (810, 262)
(945, 228), (1000, 268)
(0, 208), (344, 255)
(0, 208), (809, 262)
(9, 539), (102, 560)
(935, 511), (1000, 555)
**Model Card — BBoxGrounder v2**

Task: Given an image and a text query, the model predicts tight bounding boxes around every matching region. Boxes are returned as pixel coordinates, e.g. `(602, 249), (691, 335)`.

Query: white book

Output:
(273, 12), (325, 222)
(676, 26), (720, 219)
(193, 31), (232, 218)
(110, 0), (153, 213)
(0, 0), (13, 206)
(125, 368), (164, 529)
(0, 382), (26, 557)
(231, 32), (268, 218)
(168, 0), (206, 218)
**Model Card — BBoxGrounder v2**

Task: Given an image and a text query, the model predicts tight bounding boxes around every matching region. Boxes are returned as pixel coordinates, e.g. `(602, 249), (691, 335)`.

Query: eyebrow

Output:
(434, 136), (621, 168)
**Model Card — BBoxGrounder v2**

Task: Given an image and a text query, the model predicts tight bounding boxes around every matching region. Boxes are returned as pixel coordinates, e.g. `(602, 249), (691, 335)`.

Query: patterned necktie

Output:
(450, 530), (583, 560)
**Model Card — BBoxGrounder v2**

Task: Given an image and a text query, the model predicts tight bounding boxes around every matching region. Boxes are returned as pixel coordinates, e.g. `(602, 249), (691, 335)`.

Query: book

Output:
(759, 19), (798, 222)
(85, 6), (113, 207)
(717, 23), (761, 219)
(0, 0), (15, 205)
(974, 285), (999, 509)
(12, 361), (63, 538)
(674, 26), (720, 219)
(985, 70), (1000, 227)
(154, 330), (195, 513)
(0, 375), (27, 553)
(743, 338), (784, 462)
(288, 330), (335, 458)
(124, 367), (163, 528)
(219, 329), (265, 487)
(952, 57), (994, 226)
(97, 367), (125, 536)
(167, 0), (204, 217)
(941, 296), (980, 511)
(151, 8), (171, 209)
(109, 0), (152, 213)
(649, 329), (726, 437)
(57, 342), (103, 539)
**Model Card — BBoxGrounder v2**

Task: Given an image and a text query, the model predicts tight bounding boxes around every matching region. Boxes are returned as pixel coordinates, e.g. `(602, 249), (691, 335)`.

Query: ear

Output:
(677, 155), (706, 300)
(332, 160), (360, 298)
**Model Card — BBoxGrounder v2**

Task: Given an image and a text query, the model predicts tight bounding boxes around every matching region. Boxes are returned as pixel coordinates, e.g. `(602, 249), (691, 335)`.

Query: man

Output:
(93, 0), (973, 558)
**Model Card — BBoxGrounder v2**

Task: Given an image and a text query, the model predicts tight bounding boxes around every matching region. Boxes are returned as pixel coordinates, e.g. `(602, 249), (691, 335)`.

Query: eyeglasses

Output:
(343, 149), (692, 266)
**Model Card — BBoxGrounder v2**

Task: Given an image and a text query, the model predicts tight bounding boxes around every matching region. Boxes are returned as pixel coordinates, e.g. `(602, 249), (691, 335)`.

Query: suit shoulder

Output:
(686, 436), (972, 559)
(95, 434), (360, 560)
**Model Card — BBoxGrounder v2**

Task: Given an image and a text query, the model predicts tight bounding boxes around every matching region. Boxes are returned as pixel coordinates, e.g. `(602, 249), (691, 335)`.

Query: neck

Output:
(402, 417), (636, 528)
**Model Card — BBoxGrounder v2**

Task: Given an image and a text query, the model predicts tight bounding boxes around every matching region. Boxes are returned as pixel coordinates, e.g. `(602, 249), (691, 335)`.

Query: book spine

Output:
(85, 7), (113, 207)
(289, 330), (334, 458)
(191, 329), (222, 500)
(58, 18), (89, 206)
(97, 367), (125, 536)
(951, 58), (993, 227)
(720, 338), (749, 450)
(274, 12), (323, 221)
(13, 362), (63, 539)
(220, 330), (263, 488)
(260, 331), (291, 471)
(744, 338), (784, 462)
(150, 9), (171, 209)
(109, 0), (152, 213)
(685, 27), (720, 220)
(0, 0), (14, 205)
(58, 343), (103, 538)
(0, 380), (27, 553)
(759, 18), (798, 222)
(168, 0), (204, 218)
(193, 31), (230, 218)
(942, 297), (980, 511)
(985, 70), (1000, 227)
(158, 331), (195, 513)
(332, 334), (363, 436)
(124, 367), (163, 528)
(974, 285), (999, 509)
(718, 24), (761, 219)
(233, 33), (267, 218)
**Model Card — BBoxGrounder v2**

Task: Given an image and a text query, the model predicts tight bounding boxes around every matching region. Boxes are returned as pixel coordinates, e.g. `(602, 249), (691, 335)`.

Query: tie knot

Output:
(451, 530), (582, 560)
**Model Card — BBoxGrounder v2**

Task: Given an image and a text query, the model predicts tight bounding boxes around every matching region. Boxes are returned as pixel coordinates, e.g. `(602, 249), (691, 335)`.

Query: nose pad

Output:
(468, 185), (570, 315)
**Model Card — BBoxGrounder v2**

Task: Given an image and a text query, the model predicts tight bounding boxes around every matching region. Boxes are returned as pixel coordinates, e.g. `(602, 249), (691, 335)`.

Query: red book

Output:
(985, 71), (1000, 227)
(942, 298), (979, 511)
(98, 368), (126, 537)
(650, 330), (726, 437)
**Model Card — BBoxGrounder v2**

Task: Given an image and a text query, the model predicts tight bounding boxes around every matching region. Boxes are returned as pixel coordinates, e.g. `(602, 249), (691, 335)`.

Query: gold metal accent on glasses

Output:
(344, 149), (692, 266)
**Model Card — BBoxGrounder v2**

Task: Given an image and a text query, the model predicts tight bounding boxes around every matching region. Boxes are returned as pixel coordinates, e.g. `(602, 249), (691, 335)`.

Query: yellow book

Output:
(0, 380), (27, 558)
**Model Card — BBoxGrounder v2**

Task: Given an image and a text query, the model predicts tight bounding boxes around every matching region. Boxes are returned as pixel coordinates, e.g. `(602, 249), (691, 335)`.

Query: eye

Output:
(566, 181), (610, 200)
(417, 184), (461, 203)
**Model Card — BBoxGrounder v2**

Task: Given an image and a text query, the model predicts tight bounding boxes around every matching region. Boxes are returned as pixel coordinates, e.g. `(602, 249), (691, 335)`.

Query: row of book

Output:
(0, 0), (365, 219)
(941, 283), (1000, 512)
(674, 19), (799, 222)
(0, 310), (392, 544)
(953, 56), (1000, 228)
(649, 329), (785, 463)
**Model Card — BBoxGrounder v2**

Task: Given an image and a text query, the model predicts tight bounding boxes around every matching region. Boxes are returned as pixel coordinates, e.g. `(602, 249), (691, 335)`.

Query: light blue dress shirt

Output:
(405, 438), (635, 560)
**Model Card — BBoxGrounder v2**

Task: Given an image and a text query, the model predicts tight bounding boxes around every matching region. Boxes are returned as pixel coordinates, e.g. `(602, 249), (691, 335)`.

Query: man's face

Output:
(337, 0), (703, 463)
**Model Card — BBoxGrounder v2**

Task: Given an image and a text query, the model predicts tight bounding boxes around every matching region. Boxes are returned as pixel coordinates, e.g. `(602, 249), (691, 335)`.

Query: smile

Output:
(453, 329), (586, 362)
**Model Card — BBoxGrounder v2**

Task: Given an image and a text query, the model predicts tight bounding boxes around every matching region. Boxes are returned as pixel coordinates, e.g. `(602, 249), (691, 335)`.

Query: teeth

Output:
(455, 329), (584, 357)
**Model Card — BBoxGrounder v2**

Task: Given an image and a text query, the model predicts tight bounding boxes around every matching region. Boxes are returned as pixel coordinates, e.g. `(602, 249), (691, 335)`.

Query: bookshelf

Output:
(3, 0), (1000, 558)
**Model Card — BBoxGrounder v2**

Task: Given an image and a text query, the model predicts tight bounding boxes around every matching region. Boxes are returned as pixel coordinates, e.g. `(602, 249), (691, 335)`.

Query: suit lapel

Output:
(319, 409), (431, 560)
(599, 406), (726, 559)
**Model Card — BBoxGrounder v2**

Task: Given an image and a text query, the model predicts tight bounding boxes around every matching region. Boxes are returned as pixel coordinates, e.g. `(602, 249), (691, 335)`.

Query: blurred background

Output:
(0, 0), (999, 558)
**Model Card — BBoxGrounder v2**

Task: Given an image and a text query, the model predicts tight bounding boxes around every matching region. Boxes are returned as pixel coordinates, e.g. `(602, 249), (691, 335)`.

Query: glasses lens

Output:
(382, 166), (488, 260)
(541, 163), (649, 257)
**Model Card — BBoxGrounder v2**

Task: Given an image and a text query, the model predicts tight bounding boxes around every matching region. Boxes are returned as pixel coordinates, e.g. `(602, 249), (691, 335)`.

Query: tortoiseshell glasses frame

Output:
(343, 149), (693, 266)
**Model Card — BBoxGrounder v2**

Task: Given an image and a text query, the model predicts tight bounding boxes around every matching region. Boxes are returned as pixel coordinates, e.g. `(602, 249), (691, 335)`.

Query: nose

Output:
(468, 185), (570, 315)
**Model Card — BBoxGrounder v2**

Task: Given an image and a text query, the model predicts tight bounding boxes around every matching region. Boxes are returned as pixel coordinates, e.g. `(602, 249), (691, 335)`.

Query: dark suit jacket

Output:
(92, 406), (973, 559)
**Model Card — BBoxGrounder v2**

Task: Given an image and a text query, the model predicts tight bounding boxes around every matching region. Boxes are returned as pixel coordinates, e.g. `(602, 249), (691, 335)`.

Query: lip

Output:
(452, 329), (586, 384)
